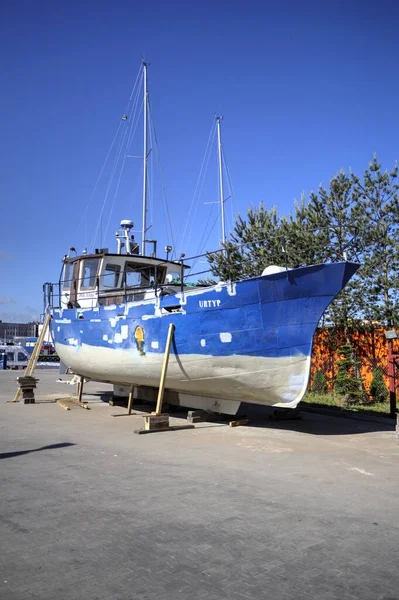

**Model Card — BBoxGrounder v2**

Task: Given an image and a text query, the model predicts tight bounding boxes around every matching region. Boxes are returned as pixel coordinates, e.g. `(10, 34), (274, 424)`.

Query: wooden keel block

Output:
(144, 414), (169, 431)
(186, 410), (212, 423)
(56, 400), (71, 411)
(134, 424), (195, 435)
(229, 418), (249, 427)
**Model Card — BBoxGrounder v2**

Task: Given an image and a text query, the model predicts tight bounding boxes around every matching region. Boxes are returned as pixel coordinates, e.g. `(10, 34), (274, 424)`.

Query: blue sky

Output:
(1, 0), (399, 321)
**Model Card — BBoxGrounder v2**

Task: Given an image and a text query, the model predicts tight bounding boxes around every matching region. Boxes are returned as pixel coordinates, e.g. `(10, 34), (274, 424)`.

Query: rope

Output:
(148, 98), (176, 254)
(177, 117), (216, 254)
(76, 121), (123, 248)
(85, 64), (143, 250)
(90, 121), (130, 250)
(102, 76), (144, 242)
(222, 148), (238, 233)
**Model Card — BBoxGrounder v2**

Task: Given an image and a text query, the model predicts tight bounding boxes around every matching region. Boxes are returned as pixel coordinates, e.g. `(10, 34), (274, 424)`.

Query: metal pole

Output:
(141, 61), (148, 256)
(77, 376), (84, 403)
(155, 324), (175, 415)
(216, 116), (226, 248)
(388, 340), (396, 418)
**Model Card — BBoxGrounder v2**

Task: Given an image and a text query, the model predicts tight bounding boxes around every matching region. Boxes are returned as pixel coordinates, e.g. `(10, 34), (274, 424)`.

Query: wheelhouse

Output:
(59, 252), (189, 309)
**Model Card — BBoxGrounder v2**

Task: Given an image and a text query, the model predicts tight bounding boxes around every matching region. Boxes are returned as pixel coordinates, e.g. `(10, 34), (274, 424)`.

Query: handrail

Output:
(45, 234), (353, 311)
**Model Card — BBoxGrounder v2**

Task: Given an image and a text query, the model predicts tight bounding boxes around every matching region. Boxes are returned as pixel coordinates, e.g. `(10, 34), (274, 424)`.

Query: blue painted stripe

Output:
(51, 262), (358, 360)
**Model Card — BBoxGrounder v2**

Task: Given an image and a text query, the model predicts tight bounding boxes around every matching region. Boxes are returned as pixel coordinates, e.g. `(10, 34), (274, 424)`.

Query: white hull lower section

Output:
(56, 342), (310, 410)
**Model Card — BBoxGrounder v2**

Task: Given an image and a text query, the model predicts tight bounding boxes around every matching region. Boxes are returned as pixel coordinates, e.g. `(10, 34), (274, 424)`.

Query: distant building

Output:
(0, 321), (39, 341)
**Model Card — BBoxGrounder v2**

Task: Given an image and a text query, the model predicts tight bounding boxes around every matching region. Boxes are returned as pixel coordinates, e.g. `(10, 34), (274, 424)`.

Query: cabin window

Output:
(124, 263), (165, 288)
(125, 265), (142, 287)
(6, 352), (14, 362)
(63, 262), (73, 290)
(18, 352), (27, 361)
(81, 258), (100, 289)
(102, 264), (121, 288)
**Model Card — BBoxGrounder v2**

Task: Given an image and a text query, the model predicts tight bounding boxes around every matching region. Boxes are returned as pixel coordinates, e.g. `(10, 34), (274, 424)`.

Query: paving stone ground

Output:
(1, 370), (399, 600)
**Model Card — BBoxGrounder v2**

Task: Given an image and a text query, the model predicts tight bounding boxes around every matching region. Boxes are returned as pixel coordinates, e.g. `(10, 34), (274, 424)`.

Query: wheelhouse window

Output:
(81, 258), (100, 289)
(124, 264), (142, 287)
(124, 263), (166, 288)
(102, 264), (121, 288)
(63, 262), (74, 290)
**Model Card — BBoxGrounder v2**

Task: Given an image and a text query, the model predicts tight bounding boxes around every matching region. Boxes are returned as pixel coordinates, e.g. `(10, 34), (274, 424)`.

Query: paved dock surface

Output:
(1, 370), (399, 600)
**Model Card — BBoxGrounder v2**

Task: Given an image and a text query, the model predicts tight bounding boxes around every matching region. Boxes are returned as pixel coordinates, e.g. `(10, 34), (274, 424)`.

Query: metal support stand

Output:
(77, 376), (84, 403)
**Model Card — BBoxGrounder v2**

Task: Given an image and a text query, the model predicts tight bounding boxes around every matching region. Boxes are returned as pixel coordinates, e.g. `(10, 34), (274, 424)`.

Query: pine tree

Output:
(208, 204), (286, 281)
(334, 344), (363, 403)
(351, 155), (399, 327)
(308, 171), (363, 334)
(311, 370), (327, 395)
(369, 367), (388, 404)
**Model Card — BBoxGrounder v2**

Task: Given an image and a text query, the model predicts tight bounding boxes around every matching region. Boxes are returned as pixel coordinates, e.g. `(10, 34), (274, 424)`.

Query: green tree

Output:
(334, 344), (363, 403)
(206, 157), (399, 337)
(351, 155), (399, 327)
(311, 370), (327, 395)
(369, 367), (388, 404)
(308, 171), (364, 335)
(208, 204), (286, 281)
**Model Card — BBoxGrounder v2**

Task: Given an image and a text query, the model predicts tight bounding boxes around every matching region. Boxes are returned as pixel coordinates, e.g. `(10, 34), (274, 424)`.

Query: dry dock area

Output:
(1, 370), (399, 600)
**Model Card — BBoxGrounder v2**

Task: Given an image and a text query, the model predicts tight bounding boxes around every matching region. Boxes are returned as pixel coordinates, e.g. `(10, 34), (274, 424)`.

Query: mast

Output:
(141, 61), (148, 255)
(216, 116), (226, 247)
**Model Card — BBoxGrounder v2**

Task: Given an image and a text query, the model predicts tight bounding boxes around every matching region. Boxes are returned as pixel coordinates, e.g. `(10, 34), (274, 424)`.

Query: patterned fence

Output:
(309, 327), (399, 402)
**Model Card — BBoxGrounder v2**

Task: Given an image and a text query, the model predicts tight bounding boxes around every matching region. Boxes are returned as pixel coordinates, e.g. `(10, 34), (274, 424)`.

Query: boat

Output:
(0, 344), (30, 370)
(44, 62), (359, 415)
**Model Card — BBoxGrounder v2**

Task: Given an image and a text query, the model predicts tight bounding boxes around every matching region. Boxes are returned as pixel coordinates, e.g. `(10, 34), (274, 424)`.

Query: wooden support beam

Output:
(134, 424), (194, 435)
(229, 418), (249, 427)
(154, 323), (175, 416)
(127, 385), (135, 415)
(11, 314), (52, 403)
(56, 400), (71, 411)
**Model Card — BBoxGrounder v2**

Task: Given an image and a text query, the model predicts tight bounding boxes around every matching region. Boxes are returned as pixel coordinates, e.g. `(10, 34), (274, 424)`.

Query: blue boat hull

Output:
(50, 262), (358, 409)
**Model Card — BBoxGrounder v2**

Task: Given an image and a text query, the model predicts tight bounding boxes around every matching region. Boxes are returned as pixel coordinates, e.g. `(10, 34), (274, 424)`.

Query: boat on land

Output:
(44, 62), (359, 415)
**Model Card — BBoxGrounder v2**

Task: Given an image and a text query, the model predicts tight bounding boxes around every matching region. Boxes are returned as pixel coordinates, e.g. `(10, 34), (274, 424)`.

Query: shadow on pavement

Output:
(0, 442), (76, 459)
(82, 387), (396, 436)
(239, 404), (395, 436)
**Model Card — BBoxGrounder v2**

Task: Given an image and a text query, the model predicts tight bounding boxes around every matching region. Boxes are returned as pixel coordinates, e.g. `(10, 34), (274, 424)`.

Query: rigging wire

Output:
(90, 118), (131, 250)
(102, 77), (144, 243)
(148, 98), (176, 254)
(190, 210), (221, 275)
(76, 121), (123, 248)
(222, 147), (238, 231)
(177, 117), (216, 254)
(84, 64), (143, 249)
(190, 204), (216, 272)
